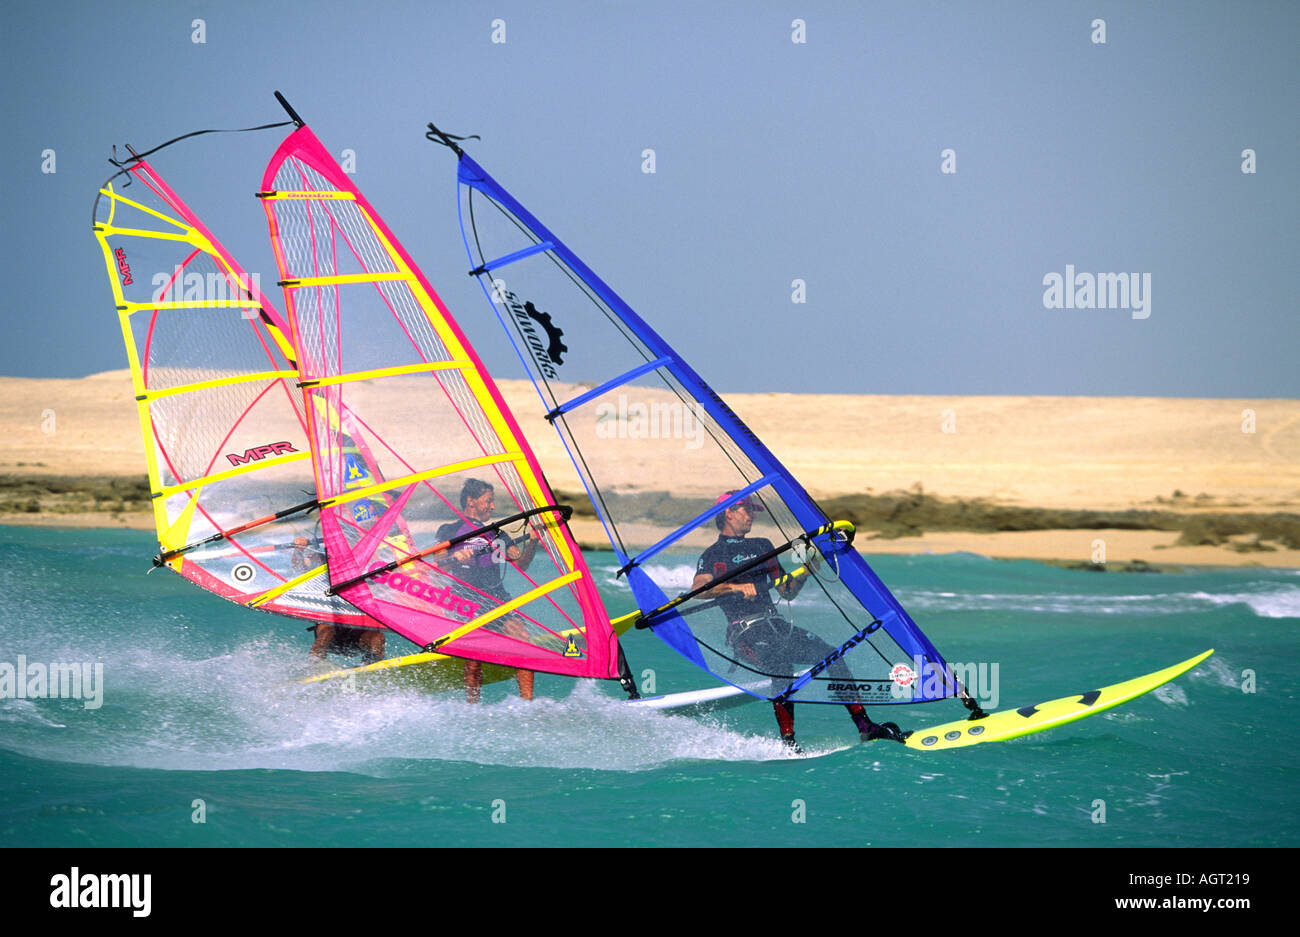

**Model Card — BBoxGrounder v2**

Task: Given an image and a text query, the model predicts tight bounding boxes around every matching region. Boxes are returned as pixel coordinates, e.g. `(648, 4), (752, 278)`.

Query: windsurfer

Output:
(437, 479), (540, 702)
(294, 535), (386, 664)
(307, 622), (385, 664)
(692, 492), (907, 749)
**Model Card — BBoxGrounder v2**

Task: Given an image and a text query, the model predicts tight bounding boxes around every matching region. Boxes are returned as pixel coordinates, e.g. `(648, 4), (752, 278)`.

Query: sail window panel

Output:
(325, 462), (591, 662)
(270, 196), (391, 281)
(326, 464), (557, 571)
(546, 366), (769, 545)
(357, 553), (591, 667)
(464, 189), (655, 400)
(640, 480), (915, 705)
(211, 507), (328, 587)
(134, 310), (290, 397)
(95, 189), (189, 239)
(632, 479), (801, 603)
(329, 468), (500, 554)
(181, 504), (323, 600)
(489, 460), (583, 583)
(158, 465), (313, 560)
(155, 465), (362, 624)
(289, 281), (450, 378)
(431, 452), (585, 592)
(323, 460), (574, 577)
(149, 377), (309, 485)
(307, 375), (509, 501)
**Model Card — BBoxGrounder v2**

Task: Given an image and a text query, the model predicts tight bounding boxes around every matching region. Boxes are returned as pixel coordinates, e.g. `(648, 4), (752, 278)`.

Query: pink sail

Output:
(259, 123), (619, 678)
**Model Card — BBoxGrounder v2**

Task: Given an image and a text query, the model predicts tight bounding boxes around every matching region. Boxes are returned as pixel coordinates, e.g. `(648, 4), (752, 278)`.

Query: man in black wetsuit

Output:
(692, 492), (906, 750)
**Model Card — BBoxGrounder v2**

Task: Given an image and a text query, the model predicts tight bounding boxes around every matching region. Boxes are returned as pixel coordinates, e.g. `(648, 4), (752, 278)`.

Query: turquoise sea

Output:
(1, 524), (1295, 849)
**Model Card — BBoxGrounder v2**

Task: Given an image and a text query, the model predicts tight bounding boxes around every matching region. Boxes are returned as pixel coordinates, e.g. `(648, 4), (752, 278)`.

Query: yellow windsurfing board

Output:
(299, 649), (517, 693)
(298, 607), (643, 691)
(904, 649), (1213, 751)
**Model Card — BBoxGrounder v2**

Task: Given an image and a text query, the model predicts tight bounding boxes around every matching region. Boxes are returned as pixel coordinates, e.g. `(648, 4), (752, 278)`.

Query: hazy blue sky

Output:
(3, 0), (1296, 396)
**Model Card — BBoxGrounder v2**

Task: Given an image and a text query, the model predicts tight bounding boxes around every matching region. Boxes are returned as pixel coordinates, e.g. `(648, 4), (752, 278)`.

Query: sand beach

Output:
(1, 371), (1296, 568)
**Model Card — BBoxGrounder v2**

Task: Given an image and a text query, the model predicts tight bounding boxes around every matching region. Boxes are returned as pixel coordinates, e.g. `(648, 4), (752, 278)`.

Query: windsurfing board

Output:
(904, 649), (1213, 751)
(297, 608), (644, 691)
(301, 652), (759, 712)
(624, 682), (757, 714)
(300, 650), (517, 693)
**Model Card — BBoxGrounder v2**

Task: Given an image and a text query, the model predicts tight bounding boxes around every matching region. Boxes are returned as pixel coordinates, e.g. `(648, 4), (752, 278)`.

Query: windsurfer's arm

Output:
(774, 559), (804, 600)
(775, 578), (801, 600)
(690, 572), (760, 600)
(506, 527), (540, 569)
(291, 537), (324, 572)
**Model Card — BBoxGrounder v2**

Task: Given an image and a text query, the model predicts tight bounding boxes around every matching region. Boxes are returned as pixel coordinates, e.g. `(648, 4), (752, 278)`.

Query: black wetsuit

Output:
(697, 534), (874, 743)
(696, 535), (844, 678)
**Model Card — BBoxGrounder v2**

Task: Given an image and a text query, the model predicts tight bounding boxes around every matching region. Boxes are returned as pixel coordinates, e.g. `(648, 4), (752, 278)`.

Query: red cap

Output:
(715, 490), (764, 512)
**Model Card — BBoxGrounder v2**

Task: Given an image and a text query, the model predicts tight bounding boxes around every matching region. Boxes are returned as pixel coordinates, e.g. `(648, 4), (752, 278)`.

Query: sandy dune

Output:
(2, 371), (1296, 566)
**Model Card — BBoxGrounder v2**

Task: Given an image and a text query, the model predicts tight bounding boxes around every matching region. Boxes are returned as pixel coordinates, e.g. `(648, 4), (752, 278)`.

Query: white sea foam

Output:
(2, 641), (818, 775)
(598, 561), (696, 590)
(1183, 587), (1300, 619)
(1200, 654), (1251, 690)
(0, 698), (67, 729)
(905, 583), (1300, 619)
(1152, 683), (1189, 706)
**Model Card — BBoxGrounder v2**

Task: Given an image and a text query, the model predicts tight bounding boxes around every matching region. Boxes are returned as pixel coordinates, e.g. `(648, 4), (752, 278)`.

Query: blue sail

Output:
(441, 140), (965, 708)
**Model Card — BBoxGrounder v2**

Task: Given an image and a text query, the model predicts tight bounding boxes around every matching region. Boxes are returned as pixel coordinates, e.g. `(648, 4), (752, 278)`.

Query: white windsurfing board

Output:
(625, 682), (757, 714)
